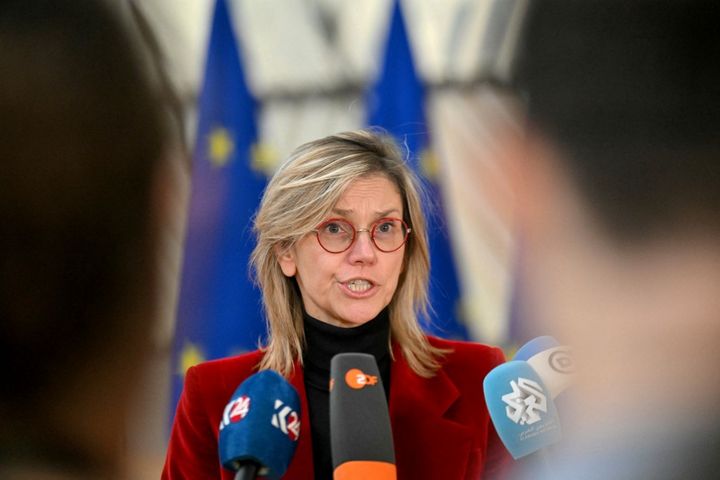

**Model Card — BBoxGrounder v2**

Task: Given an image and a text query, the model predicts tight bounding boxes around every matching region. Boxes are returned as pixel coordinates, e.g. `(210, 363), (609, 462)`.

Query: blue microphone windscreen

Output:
(218, 369), (301, 479)
(513, 336), (560, 361)
(483, 360), (562, 459)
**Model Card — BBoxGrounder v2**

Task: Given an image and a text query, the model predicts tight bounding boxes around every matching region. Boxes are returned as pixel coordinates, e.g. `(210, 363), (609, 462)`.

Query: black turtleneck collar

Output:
(301, 308), (392, 480)
(302, 307), (391, 392)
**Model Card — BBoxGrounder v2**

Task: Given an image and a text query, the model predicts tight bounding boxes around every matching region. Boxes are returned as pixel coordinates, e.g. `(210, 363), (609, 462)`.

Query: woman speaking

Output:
(163, 130), (509, 479)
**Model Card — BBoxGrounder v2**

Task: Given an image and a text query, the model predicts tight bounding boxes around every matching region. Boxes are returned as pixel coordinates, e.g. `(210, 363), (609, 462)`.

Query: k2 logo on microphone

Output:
(502, 377), (548, 426)
(344, 368), (378, 389)
(271, 399), (300, 441)
(219, 395), (250, 430)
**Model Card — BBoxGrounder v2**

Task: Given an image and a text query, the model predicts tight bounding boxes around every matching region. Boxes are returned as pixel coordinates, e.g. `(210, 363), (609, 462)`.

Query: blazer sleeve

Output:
(162, 365), (224, 480)
(482, 346), (513, 479)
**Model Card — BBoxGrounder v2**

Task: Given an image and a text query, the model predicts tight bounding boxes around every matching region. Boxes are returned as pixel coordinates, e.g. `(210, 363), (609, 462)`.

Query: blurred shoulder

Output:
(427, 336), (505, 375)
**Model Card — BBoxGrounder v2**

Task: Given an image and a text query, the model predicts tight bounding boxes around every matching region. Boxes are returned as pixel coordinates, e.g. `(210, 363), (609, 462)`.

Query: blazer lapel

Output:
(389, 344), (475, 479)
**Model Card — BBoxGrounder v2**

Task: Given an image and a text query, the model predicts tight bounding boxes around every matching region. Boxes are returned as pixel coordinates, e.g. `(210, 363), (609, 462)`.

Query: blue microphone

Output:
(218, 370), (301, 480)
(483, 360), (562, 459)
(514, 336), (575, 399)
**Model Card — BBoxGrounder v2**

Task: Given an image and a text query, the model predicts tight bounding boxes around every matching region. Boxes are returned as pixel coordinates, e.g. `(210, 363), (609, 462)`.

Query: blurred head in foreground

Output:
(0, 0), (183, 477)
(507, 0), (720, 476)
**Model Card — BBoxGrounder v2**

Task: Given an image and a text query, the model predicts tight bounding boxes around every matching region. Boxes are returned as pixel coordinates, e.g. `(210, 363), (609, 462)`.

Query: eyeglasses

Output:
(313, 217), (411, 253)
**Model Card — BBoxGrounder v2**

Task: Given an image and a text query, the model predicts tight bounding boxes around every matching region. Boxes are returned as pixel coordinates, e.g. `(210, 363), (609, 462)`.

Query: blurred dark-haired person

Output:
(501, 0), (720, 478)
(0, 0), (185, 478)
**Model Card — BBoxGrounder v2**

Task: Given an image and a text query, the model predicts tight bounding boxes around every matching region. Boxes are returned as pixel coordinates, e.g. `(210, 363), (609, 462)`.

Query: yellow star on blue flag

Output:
(178, 341), (206, 376)
(419, 148), (441, 182)
(207, 126), (235, 168)
(251, 142), (280, 177)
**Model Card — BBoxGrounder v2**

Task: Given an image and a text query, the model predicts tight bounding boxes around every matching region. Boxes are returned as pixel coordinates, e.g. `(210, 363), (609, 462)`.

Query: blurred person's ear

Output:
(147, 146), (191, 343)
(149, 148), (191, 272)
(504, 129), (591, 245)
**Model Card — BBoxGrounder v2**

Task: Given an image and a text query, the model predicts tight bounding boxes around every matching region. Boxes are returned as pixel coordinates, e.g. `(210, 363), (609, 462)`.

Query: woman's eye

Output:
(325, 223), (341, 234)
(324, 222), (350, 235)
(377, 222), (393, 233)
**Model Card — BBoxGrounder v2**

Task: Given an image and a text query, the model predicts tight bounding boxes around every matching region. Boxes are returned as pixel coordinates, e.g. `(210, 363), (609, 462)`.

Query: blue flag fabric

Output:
(170, 0), (267, 418)
(367, 0), (468, 340)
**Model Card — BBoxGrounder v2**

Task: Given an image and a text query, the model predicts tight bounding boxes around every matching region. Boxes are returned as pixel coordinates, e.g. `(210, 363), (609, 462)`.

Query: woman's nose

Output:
(347, 229), (377, 264)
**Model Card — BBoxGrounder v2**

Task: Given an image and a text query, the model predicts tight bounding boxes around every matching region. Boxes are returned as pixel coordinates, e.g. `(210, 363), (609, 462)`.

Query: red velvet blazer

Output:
(162, 336), (511, 479)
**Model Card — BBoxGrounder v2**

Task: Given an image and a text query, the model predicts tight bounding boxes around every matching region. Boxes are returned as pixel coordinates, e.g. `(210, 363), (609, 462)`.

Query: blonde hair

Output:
(251, 129), (447, 377)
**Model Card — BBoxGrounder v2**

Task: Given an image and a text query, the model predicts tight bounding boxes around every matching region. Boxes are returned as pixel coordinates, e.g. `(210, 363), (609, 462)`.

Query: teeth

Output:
(347, 279), (372, 292)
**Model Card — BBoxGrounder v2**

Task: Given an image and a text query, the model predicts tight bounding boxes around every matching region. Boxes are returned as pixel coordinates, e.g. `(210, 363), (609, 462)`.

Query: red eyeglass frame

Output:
(312, 217), (412, 253)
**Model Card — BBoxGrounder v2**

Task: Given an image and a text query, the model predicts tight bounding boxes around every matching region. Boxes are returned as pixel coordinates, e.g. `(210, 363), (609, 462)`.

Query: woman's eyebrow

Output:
(331, 208), (401, 218)
(331, 208), (352, 216)
(376, 208), (400, 218)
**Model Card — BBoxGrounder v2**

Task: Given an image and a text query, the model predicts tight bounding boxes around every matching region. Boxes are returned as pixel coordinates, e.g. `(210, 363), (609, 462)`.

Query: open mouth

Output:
(344, 279), (374, 293)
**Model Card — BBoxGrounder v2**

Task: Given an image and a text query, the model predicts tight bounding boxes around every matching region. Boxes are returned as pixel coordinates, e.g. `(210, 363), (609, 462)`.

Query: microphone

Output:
(218, 369), (301, 480)
(483, 360), (562, 459)
(513, 336), (575, 399)
(330, 353), (396, 480)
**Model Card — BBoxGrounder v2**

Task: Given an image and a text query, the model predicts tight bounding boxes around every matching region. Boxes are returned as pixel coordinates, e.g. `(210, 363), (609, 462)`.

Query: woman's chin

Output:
(334, 306), (381, 327)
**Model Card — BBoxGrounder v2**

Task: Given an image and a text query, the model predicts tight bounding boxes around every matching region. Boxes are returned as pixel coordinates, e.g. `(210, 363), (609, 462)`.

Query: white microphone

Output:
(513, 336), (575, 399)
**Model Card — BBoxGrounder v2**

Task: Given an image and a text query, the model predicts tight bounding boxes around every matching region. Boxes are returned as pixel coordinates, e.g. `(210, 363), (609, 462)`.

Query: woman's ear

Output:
(275, 244), (297, 277)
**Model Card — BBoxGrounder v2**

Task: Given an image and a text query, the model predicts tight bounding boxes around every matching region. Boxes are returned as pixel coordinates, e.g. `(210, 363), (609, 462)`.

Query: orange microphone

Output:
(329, 353), (396, 480)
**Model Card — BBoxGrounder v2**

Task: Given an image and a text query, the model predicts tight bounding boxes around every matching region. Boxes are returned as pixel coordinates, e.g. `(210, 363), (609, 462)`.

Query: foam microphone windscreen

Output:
(218, 370), (301, 480)
(483, 360), (562, 459)
(330, 353), (396, 480)
(513, 336), (575, 399)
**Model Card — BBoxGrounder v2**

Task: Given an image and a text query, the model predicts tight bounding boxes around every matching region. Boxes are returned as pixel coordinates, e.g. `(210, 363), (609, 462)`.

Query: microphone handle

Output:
(233, 461), (260, 480)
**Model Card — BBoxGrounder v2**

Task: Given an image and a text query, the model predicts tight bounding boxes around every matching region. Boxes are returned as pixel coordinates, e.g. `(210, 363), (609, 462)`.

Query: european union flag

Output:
(169, 0), (267, 418)
(367, 0), (468, 340)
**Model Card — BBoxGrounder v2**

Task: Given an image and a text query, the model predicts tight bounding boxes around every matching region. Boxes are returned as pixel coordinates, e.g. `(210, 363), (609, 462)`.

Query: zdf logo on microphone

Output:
(345, 368), (378, 389)
(219, 395), (250, 431)
(271, 399), (300, 441)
